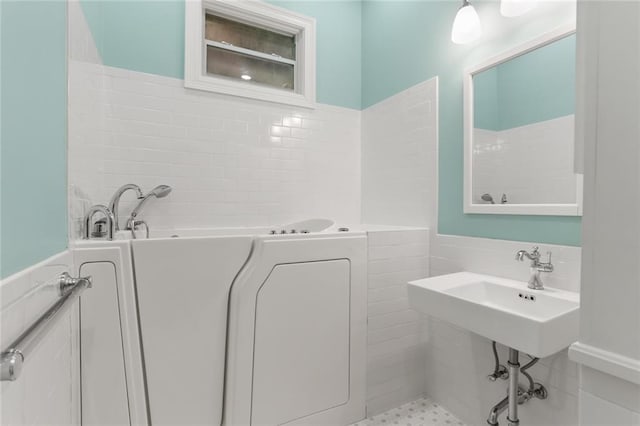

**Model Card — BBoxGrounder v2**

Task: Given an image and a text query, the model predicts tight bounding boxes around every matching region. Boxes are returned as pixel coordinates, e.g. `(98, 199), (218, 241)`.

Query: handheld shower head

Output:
(481, 193), (495, 204)
(129, 185), (172, 220)
(149, 184), (172, 198)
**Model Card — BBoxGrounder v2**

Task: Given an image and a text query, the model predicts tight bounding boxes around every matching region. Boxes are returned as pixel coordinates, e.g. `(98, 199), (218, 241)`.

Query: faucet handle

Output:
(536, 251), (554, 273)
(84, 204), (115, 240)
(530, 246), (542, 260)
(91, 218), (108, 238)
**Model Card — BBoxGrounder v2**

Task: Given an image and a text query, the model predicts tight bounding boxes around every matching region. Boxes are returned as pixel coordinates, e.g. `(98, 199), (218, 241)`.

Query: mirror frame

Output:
(463, 24), (583, 216)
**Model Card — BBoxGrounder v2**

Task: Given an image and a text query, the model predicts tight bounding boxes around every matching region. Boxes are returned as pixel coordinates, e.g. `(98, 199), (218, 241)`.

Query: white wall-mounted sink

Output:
(408, 272), (579, 358)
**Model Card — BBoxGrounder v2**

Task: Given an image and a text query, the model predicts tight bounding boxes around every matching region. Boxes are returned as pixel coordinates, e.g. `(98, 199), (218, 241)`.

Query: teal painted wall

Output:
(80, 0), (362, 110)
(474, 33), (576, 131)
(268, 0), (362, 110)
(473, 67), (499, 131)
(80, 0), (185, 79)
(1, 1), (68, 278)
(362, 0), (580, 246)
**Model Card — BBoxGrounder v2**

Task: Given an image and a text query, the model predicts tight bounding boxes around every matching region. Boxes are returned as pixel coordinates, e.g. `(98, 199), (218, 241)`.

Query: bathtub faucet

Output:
(108, 184), (144, 231)
(125, 185), (172, 238)
(84, 205), (115, 240)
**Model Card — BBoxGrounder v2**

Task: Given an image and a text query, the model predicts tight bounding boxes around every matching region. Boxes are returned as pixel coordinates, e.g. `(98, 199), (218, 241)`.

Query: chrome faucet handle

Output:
(515, 246), (540, 262)
(527, 247), (541, 265)
(125, 185), (172, 230)
(536, 251), (554, 272)
(91, 218), (108, 238)
(126, 218), (150, 239)
(84, 205), (115, 240)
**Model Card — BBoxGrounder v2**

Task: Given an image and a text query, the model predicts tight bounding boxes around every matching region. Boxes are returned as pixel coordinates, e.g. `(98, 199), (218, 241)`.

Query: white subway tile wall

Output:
(361, 78), (438, 227)
(366, 228), (430, 415)
(472, 115), (577, 205)
(68, 61), (361, 239)
(0, 252), (79, 425)
(359, 78), (438, 416)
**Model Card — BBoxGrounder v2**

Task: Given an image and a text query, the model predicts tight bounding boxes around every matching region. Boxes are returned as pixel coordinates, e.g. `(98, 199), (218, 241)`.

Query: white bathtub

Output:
(73, 219), (366, 426)
(112, 218), (337, 240)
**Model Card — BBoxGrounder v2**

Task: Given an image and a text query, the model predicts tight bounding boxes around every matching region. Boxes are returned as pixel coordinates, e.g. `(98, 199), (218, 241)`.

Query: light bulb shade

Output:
(500, 0), (537, 17)
(451, 2), (482, 44)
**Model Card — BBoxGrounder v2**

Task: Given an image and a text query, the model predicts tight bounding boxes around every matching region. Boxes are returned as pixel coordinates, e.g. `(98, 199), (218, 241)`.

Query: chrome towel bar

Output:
(0, 272), (92, 381)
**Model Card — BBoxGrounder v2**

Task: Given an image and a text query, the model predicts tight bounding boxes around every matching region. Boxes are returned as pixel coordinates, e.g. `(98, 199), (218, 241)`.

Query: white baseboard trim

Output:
(569, 342), (640, 385)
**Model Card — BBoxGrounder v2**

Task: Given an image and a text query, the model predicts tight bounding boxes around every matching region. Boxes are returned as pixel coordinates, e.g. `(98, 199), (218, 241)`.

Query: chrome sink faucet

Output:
(515, 246), (554, 290)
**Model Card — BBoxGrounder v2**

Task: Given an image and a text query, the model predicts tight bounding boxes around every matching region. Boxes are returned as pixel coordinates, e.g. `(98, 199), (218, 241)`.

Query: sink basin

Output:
(408, 272), (579, 358)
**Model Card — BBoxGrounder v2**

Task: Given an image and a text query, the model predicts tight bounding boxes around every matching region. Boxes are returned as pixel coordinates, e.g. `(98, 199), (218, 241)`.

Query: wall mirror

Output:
(463, 26), (582, 216)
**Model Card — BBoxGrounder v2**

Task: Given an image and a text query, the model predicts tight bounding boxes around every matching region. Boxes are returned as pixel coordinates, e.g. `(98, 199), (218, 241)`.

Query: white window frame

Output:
(185, 0), (316, 108)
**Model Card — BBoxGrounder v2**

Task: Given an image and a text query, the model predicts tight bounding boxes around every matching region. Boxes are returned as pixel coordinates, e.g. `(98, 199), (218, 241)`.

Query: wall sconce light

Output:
(452, 0), (539, 45)
(451, 0), (482, 44)
(500, 0), (537, 17)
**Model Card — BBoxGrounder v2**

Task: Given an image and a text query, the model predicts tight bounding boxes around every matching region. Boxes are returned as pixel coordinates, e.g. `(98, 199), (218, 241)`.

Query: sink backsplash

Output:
(429, 234), (581, 293)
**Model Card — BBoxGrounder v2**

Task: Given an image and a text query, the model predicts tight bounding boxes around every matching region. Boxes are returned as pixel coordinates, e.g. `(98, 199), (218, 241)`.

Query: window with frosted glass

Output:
(204, 13), (296, 90)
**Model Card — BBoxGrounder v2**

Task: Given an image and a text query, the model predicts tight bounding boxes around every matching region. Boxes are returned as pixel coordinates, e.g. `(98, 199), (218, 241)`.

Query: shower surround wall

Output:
(68, 1), (361, 237)
(362, 78), (438, 228)
(68, 61), (361, 236)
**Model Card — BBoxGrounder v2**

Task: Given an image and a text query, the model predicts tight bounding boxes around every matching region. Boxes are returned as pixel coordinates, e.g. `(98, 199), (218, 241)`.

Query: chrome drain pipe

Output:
(506, 349), (520, 425)
(487, 395), (509, 425)
(486, 346), (547, 425)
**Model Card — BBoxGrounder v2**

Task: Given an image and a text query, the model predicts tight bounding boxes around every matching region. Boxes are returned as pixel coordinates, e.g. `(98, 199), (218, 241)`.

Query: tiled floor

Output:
(352, 398), (465, 426)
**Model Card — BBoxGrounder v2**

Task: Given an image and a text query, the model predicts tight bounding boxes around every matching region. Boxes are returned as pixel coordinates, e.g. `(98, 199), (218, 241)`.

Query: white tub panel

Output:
(131, 236), (253, 426)
(78, 261), (130, 426)
(73, 242), (148, 426)
(225, 233), (367, 426)
(252, 260), (350, 425)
